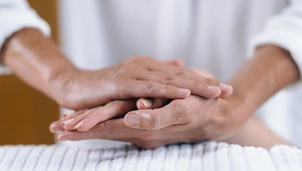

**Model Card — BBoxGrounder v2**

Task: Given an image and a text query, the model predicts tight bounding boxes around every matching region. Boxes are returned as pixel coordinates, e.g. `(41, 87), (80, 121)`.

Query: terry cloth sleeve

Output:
(0, 0), (51, 74)
(248, 0), (302, 78)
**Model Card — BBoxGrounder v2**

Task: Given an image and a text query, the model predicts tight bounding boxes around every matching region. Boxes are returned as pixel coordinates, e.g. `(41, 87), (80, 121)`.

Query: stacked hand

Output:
(3, 29), (295, 148)
(50, 61), (236, 148)
(52, 57), (232, 110)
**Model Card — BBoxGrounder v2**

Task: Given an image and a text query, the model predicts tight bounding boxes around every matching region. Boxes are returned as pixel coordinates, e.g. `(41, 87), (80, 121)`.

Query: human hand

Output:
(52, 57), (232, 110)
(56, 99), (137, 132)
(52, 93), (245, 149)
(1, 29), (230, 111)
(51, 67), (233, 133)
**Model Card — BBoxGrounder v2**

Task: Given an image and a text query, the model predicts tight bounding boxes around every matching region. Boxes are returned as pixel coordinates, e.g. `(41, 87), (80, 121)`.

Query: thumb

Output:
(124, 106), (180, 130)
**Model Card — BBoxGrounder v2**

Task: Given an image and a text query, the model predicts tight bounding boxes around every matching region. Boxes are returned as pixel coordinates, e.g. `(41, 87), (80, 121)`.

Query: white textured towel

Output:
(0, 141), (302, 171)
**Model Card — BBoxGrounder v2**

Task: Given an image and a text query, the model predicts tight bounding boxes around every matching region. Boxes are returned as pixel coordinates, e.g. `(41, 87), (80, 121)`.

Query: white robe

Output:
(1, 0), (302, 145)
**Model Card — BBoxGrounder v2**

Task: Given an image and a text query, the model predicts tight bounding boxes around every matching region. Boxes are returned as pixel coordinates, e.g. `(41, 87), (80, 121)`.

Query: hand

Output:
(51, 45), (300, 149)
(53, 57), (232, 110)
(0, 29), (231, 111)
(57, 99), (137, 132)
(52, 94), (244, 149)
(50, 68), (233, 133)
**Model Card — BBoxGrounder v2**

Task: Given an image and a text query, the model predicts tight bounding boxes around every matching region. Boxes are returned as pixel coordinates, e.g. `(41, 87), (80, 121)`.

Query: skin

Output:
(0, 28), (232, 110)
(57, 67), (233, 132)
(50, 45), (299, 148)
(52, 67), (287, 149)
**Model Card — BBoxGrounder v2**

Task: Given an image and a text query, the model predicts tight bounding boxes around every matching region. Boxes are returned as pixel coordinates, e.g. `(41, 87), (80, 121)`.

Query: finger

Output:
(190, 68), (233, 98)
(138, 57), (220, 87)
(56, 119), (154, 141)
(49, 120), (64, 133)
(75, 100), (137, 132)
(136, 71), (221, 98)
(143, 59), (203, 81)
(50, 111), (87, 133)
(118, 80), (191, 99)
(62, 108), (98, 131)
(136, 98), (169, 110)
(219, 83), (233, 98)
(63, 110), (87, 121)
(131, 57), (229, 98)
(124, 101), (187, 130)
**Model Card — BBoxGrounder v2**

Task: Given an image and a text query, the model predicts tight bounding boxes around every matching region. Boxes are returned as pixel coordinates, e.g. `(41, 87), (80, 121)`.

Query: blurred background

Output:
(0, 0), (59, 145)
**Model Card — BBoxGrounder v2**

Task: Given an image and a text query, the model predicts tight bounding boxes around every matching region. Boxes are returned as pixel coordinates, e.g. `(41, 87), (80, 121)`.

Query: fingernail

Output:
(141, 99), (152, 108)
(74, 119), (85, 130)
(207, 85), (220, 91)
(219, 83), (232, 91)
(125, 113), (140, 126)
(61, 118), (74, 126)
(178, 88), (190, 96)
(63, 114), (68, 118)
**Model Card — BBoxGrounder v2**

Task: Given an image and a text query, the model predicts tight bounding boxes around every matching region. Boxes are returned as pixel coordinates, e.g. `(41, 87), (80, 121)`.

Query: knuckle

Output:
(139, 131), (154, 141)
(205, 78), (219, 86)
(97, 122), (112, 139)
(98, 132), (112, 140)
(175, 67), (185, 76)
(149, 114), (161, 130)
(145, 81), (156, 92)
(161, 73), (174, 83)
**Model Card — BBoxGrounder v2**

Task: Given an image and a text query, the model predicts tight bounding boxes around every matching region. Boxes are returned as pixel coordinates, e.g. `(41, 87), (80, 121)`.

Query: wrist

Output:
(1, 28), (77, 101)
(227, 45), (299, 117)
(47, 62), (80, 104)
(218, 44), (301, 140)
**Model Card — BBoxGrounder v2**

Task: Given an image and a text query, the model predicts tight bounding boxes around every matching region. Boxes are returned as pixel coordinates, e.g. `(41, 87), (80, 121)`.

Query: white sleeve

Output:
(248, 1), (302, 77)
(0, 0), (51, 74)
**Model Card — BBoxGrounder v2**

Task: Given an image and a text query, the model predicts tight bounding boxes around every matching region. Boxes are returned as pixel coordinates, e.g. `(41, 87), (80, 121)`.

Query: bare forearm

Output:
(224, 116), (289, 148)
(0, 29), (229, 110)
(228, 45), (300, 120)
(0, 28), (76, 100)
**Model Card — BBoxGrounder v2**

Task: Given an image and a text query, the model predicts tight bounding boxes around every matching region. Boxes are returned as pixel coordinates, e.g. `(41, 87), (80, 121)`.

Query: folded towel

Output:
(0, 141), (301, 171)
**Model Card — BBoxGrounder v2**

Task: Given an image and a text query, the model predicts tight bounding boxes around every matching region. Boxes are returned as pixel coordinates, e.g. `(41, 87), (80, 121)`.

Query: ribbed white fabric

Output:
(0, 141), (302, 171)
